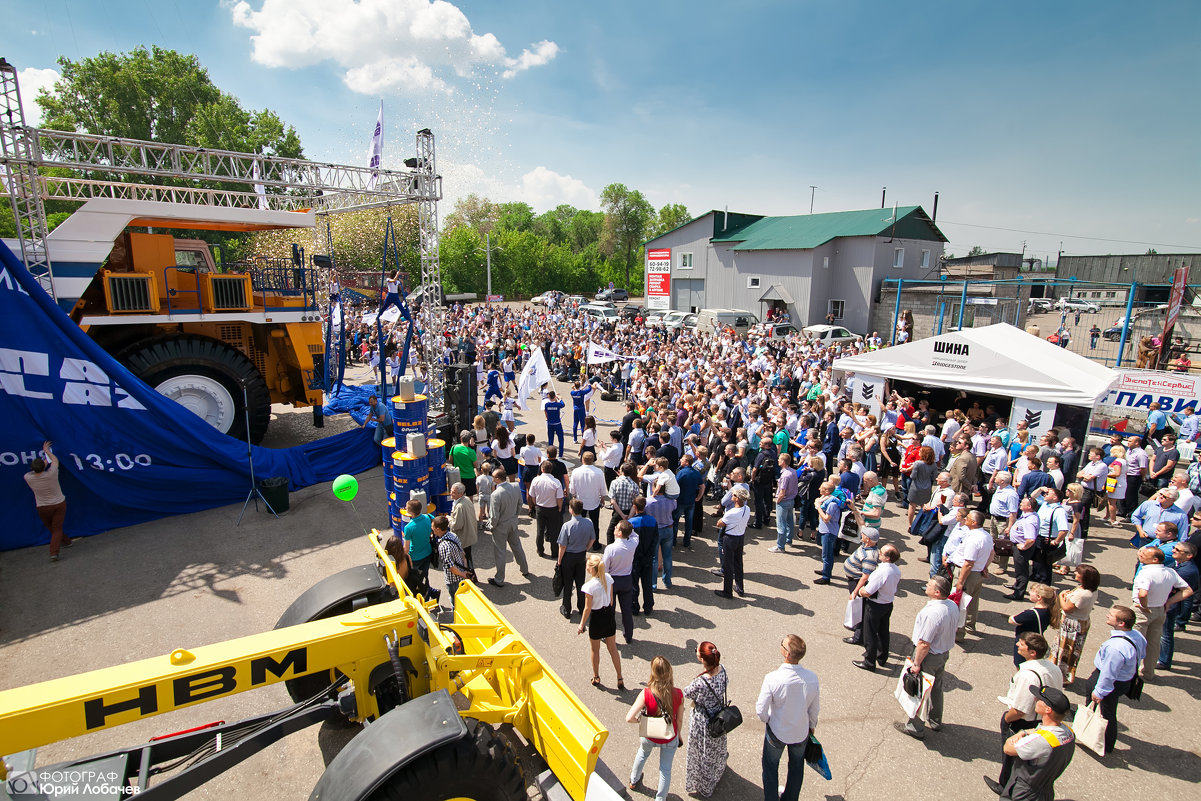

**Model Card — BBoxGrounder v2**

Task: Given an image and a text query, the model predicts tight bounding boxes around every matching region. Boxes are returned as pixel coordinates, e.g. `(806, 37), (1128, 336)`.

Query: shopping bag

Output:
(957, 593), (973, 629)
(1073, 701), (1107, 755)
(894, 659), (935, 721)
(1060, 537), (1084, 568)
(804, 733), (832, 780)
(551, 564), (564, 596)
(844, 597), (863, 630)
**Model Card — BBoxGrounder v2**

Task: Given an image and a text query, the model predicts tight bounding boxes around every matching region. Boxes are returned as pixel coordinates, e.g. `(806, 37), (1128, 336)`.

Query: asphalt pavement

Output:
(2, 363), (1199, 800)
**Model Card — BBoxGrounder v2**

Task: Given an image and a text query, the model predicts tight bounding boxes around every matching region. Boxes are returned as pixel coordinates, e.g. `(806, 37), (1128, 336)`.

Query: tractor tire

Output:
(367, 718), (525, 801)
(120, 336), (270, 443)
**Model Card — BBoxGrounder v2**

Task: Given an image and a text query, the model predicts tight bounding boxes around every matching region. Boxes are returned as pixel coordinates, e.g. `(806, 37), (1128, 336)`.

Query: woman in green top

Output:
(450, 430), (481, 496)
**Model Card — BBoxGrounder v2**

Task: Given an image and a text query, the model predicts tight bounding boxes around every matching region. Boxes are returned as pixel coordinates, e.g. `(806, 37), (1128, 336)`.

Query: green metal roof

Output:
(711, 205), (947, 250)
(643, 210), (763, 247)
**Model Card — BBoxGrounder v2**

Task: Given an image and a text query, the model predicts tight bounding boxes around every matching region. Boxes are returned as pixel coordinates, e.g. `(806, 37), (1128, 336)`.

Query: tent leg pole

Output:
(892, 279), (903, 344)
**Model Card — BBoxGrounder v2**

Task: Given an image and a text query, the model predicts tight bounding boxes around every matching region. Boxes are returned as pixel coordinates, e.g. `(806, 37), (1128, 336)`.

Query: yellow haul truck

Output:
(31, 198), (329, 444)
(0, 534), (610, 801)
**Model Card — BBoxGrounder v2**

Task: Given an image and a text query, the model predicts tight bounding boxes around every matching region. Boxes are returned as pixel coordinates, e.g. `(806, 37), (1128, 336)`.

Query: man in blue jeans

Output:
(646, 480), (677, 590)
(813, 481), (847, 585)
(543, 391), (566, 453)
(674, 454), (704, 548)
(771, 453), (798, 552)
(756, 633), (820, 801)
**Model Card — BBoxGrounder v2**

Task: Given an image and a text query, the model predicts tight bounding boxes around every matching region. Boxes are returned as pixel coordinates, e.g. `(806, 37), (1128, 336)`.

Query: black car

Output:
(596, 287), (629, 302)
(619, 304), (641, 320)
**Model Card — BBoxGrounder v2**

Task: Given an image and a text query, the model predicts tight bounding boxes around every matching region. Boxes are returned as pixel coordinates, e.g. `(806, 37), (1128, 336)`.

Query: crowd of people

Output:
(363, 296), (1199, 801)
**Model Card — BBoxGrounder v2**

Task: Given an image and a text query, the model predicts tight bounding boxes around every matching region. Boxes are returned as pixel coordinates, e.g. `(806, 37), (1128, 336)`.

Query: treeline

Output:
(435, 189), (690, 297)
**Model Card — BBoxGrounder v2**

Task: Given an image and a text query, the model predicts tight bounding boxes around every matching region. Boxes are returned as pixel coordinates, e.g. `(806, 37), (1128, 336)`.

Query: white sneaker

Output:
(768, 546), (784, 553)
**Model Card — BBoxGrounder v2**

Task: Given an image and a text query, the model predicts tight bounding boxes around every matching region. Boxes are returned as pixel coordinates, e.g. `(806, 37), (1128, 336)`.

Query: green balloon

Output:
(332, 474), (358, 501)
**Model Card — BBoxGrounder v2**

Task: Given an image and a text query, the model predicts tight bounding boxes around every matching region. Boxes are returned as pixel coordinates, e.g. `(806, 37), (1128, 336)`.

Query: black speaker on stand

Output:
(444, 363), (477, 437)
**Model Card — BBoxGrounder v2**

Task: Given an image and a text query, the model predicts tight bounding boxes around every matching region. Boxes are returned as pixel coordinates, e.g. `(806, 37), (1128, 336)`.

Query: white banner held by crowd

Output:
(380, 305), (402, 324)
(515, 347), (552, 410)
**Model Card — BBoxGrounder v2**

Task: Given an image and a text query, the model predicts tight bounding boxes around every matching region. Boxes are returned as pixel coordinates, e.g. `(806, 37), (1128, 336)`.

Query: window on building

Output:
(823, 256), (830, 269)
(921, 249), (931, 269)
(747, 276), (761, 289)
(679, 252), (694, 270)
(829, 299), (845, 320)
(893, 248), (905, 269)
(1106, 291), (1116, 298)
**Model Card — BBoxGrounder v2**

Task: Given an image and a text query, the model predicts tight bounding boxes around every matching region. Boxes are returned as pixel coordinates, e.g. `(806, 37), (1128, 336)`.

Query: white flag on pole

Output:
(380, 305), (402, 324)
(515, 347), (552, 410)
(367, 100), (383, 190)
(252, 159), (268, 209)
(586, 340), (645, 364)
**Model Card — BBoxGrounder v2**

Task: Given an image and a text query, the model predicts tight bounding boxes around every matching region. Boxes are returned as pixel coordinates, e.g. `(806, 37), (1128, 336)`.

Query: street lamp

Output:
(478, 233), (502, 301)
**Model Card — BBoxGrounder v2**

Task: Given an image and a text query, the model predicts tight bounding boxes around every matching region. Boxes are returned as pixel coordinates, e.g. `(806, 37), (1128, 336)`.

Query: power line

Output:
(937, 220), (1201, 251)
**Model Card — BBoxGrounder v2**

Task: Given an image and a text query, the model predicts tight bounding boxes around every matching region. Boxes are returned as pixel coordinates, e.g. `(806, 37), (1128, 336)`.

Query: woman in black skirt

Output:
(578, 553), (625, 690)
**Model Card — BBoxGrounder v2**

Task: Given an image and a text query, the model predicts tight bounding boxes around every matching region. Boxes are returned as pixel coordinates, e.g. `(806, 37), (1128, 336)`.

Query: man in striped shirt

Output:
(842, 527), (880, 646)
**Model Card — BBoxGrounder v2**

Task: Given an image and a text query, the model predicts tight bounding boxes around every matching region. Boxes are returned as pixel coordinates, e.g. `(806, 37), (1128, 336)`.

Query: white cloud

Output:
(17, 67), (60, 126)
(517, 166), (597, 211)
(439, 163), (598, 215)
(230, 0), (558, 94)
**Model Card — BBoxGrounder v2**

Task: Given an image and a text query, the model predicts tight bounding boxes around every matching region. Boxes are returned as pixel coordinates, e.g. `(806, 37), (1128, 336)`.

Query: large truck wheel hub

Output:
(155, 374), (236, 433)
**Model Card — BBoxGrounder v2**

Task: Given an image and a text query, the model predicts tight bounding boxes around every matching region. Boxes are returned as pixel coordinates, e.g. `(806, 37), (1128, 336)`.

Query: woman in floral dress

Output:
(682, 641), (729, 797)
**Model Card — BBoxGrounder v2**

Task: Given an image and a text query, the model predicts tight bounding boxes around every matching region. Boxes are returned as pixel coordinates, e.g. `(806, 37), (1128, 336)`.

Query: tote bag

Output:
(1073, 701), (1107, 754)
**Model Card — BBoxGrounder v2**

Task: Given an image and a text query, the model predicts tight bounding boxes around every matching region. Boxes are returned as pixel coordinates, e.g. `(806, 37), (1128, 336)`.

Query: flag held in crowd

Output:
(515, 347), (552, 410)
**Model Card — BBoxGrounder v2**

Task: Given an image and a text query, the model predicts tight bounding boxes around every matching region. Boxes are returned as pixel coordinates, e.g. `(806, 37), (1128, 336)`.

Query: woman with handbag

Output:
(625, 656), (683, 801)
(577, 554), (624, 690)
(1055, 564), (1099, 683)
(1101, 445), (1127, 524)
(682, 642), (730, 797)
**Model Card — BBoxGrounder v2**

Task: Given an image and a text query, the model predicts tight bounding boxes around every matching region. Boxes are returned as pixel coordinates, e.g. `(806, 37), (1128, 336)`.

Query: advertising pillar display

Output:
(646, 248), (671, 310)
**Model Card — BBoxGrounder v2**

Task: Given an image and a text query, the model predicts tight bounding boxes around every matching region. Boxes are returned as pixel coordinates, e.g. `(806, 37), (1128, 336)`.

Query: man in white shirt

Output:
(900, 575), (959, 739)
(569, 452), (608, 547)
(603, 520), (639, 644)
(985, 632), (1063, 793)
(854, 544), (902, 672)
(527, 462), (565, 558)
(953, 511), (994, 639)
(1131, 546), (1193, 678)
(756, 633), (820, 801)
(601, 431), (624, 485)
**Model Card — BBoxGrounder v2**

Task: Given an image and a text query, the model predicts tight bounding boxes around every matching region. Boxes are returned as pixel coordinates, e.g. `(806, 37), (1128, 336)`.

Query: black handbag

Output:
(803, 734), (824, 764)
(551, 564), (564, 596)
(700, 674), (743, 737)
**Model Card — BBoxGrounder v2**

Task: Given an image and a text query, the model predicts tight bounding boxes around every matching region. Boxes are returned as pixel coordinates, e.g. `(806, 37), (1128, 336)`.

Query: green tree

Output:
(599, 183), (653, 288)
(38, 46), (302, 159)
(442, 194), (498, 237)
(438, 225), (485, 294)
(649, 203), (691, 239)
(967, 245), (985, 257)
(532, 204), (578, 247)
(568, 209), (604, 252)
(495, 201), (535, 233)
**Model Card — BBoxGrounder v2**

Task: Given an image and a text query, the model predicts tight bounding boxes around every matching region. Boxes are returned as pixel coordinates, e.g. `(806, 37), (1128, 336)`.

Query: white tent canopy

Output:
(832, 323), (1118, 407)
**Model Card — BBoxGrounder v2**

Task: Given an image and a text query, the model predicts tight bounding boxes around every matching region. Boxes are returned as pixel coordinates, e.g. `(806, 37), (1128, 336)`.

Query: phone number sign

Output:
(646, 249), (671, 310)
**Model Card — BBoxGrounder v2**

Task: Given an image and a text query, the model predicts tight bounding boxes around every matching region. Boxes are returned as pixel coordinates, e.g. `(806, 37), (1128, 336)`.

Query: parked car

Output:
(1102, 325), (1124, 342)
(696, 308), (759, 334)
(595, 287), (629, 302)
(565, 295), (586, 307)
(580, 303), (619, 321)
(1056, 297), (1100, 313)
(530, 290), (564, 306)
(1027, 298), (1054, 313)
(643, 309), (669, 328)
(662, 310), (691, 330)
(753, 322), (800, 340)
(802, 324), (860, 344)
(619, 304), (643, 321)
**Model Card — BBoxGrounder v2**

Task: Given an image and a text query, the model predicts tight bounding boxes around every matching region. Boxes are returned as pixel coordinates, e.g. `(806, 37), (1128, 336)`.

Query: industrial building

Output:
(643, 206), (947, 333)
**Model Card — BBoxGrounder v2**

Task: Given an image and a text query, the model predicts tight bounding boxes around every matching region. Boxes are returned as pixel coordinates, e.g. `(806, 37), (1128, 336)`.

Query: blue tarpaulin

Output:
(0, 240), (381, 551)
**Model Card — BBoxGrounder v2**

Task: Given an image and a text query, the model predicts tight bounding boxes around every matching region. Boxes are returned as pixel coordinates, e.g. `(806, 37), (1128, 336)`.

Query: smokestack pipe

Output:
(881, 187), (886, 209)
(932, 191), (939, 222)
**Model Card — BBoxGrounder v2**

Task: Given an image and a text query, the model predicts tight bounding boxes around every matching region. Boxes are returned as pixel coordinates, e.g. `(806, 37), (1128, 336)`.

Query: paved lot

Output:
(3, 370), (1199, 800)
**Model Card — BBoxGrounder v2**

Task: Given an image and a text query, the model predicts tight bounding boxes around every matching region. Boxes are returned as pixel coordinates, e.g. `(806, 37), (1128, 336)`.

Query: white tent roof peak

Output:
(832, 323), (1118, 407)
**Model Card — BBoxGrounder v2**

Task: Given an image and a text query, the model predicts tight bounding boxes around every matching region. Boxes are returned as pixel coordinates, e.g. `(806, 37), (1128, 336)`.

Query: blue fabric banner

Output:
(0, 241), (381, 551)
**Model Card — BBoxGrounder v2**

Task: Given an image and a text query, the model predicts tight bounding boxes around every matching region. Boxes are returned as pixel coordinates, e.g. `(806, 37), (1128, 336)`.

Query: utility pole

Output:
(486, 231), (492, 300)
(809, 185), (820, 214)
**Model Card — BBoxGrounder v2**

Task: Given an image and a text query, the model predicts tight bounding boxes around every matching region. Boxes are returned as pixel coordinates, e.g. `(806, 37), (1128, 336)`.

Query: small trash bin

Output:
(259, 476), (290, 514)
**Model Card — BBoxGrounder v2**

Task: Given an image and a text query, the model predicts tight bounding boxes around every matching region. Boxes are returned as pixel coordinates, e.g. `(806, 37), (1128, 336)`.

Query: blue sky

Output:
(4, 0), (1199, 263)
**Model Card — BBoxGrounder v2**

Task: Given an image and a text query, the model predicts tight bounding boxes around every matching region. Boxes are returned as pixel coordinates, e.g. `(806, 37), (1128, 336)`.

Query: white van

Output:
(696, 308), (759, 334)
(579, 303), (619, 323)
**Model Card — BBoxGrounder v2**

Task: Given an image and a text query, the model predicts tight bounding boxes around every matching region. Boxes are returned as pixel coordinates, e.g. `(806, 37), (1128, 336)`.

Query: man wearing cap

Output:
(984, 632), (1063, 794)
(1084, 605), (1146, 755)
(854, 543), (901, 672)
(993, 684), (1076, 800)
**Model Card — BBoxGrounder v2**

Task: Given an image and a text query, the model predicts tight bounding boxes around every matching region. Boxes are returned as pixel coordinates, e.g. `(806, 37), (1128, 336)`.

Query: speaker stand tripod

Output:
(236, 379), (278, 525)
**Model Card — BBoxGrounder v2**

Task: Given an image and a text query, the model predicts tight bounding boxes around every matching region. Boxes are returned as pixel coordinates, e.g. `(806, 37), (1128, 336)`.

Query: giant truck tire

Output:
(274, 565), (396, 719)
(367, 718), (525, 801)
(120, 336), (271, 443)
